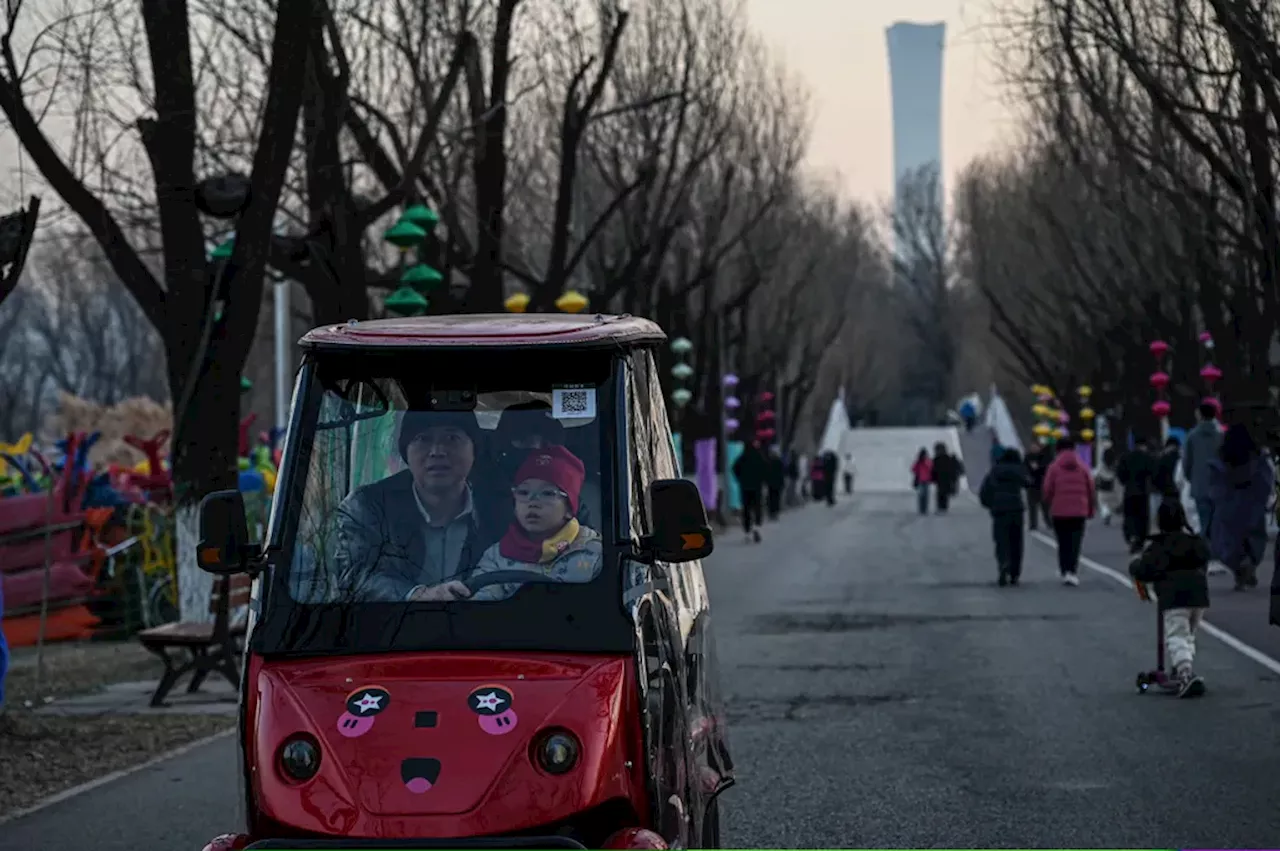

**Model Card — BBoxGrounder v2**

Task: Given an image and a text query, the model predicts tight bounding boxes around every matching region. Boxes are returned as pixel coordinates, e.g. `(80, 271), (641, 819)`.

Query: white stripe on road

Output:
(1029, 530), (1280, 678)
(0, 726), (236, 826)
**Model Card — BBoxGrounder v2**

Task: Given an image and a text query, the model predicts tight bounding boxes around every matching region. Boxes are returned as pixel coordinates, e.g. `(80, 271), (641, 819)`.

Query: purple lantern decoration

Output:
(724, 418), (740, 432)
(722, 373), (739, 388)
(724, 396), (741, 409)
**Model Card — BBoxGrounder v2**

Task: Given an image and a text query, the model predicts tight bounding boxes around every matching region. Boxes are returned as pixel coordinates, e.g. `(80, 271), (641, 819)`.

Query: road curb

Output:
(0, 725), (236, 826)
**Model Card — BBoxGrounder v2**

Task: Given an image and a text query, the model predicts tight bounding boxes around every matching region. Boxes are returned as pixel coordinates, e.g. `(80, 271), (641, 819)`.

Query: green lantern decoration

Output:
(401, 204), (439, 232)
(383, 219), (427, 250)
(240, 376), (253, 393)
(669, 337), (695, 409)
(211, 237), (235, 261)
(401, 263), (443, 290)
(385, 285), (429, 316)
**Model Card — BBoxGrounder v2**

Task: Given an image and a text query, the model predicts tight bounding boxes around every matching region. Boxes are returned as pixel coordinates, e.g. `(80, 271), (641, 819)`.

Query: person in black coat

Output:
(764, 446), (785, 520)
(1152, 437), (1182, 500)
(733, 441), (768, 542)
(1024, 442), (1050, 530)
(931, 443), (961, 513)
(1117, 437), (1158, 552)
(1129, 499), (1209, 697)
(821, 451), (838, 506)
(979, 448), (1032, 586)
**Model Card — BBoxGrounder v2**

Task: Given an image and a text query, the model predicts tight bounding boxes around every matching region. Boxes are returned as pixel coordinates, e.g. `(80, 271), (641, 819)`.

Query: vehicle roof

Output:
(299, 313), (666, 351)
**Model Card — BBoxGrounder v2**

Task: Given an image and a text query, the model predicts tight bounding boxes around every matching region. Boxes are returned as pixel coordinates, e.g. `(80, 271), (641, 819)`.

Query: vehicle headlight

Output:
(534, 729), (580, 775)
(278, 735), (321, 782)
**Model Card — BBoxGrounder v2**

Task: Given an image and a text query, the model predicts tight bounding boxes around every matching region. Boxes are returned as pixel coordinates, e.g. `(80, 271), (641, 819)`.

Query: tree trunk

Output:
(169, 358), (241, 621)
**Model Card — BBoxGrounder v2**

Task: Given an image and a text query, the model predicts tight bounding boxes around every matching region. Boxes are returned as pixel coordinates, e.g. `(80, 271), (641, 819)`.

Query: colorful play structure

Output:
(0, 384), (281, 650)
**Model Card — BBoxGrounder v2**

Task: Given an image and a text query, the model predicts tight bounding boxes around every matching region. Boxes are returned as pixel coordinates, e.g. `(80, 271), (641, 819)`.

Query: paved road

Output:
(8, 494), (1280, 849)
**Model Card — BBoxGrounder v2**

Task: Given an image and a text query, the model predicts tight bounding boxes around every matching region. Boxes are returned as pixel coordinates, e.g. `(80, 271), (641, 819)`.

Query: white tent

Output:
(819, 389), (851, 456)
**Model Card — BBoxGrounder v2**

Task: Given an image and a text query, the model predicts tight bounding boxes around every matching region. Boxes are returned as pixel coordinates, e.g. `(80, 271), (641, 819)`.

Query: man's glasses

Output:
(512, 486), (568, 502)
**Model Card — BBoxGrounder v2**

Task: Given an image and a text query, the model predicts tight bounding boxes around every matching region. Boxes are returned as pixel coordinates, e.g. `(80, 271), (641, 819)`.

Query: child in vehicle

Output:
(469, 445), (603, 601)
(1128, 499), (1210, 697)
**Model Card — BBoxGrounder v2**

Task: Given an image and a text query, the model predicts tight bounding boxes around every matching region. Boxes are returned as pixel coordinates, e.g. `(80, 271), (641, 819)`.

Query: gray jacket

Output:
(1182, 421), (1223, 500)
(333, 470), (499, 601)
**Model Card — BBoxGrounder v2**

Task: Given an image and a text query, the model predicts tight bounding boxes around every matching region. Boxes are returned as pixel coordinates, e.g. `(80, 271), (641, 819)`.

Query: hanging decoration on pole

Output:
(382, 204), (442, 318)
(1030, 384), (1057, 443)
(755, 391), (776, 444)
(1197, 331), (1222, 420)
(1149, 340), (1171, 439)
(722, 373), (741, 437)
(555, 290), (589, 314)
(669, 337), (694, 410)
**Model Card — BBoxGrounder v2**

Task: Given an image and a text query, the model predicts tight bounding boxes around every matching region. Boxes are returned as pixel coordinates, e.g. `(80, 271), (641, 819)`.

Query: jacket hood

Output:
(1052, 452), (1082, 472)
(990, 462), (1026, 482)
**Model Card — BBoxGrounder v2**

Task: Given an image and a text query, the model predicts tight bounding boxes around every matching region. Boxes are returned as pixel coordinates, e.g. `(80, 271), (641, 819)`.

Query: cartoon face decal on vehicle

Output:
(336, 685), (389, 738)
(467, 684), (518, 735)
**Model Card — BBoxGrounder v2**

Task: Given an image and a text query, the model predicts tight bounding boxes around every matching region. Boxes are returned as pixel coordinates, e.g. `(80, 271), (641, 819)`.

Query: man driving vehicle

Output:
(335, 410), (499, 602)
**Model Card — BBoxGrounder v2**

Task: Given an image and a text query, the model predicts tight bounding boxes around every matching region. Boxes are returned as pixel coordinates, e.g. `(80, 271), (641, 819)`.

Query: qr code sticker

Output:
(552, 386), (596, 420)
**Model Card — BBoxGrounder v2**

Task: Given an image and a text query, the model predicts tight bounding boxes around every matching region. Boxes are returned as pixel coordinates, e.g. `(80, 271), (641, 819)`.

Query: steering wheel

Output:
(463, 570), (564, 596)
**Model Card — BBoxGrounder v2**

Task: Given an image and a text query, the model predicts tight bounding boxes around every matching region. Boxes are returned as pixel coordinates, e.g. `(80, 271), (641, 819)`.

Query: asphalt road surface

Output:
(8, 492), (1280, 849)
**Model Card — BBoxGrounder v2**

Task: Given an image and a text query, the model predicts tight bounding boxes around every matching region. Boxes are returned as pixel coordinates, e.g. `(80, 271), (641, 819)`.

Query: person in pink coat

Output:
(1041, 437), (1097, 586)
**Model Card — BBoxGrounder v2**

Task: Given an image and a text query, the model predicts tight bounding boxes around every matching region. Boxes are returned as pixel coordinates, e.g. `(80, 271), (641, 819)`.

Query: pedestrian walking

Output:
(733, 440), (767, 543)
(1183, 402), (1226, 571)
(1118, 437), (1157, 553)
(1042, 437), (1096, 586)
(808, 455), (824, 502)
(979, 448), (1032, 586)
(1153, 437), (1182, 500)
(1093, 447), (1121, 525)
(911, 448), (932, 515)
(932, 443), (961, 513)
(822, 451), (838, 506)
(1207, 424), (1273, 591)
(1024, 440), (1050, 531)
(765, 445), (785, 520)
(1129, 499), (1210, 697)
(784, 451), (800, 507)
(843, 453), (856, 495)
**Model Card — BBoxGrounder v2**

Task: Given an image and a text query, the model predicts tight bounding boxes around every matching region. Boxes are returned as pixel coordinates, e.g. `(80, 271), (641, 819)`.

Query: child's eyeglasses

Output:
(512, 486), (568, 502)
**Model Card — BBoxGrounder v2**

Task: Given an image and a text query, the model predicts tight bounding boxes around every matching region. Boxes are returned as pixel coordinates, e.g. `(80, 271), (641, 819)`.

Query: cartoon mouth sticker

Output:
(401, 757), (441, 794)
(336, 685), (390, 739)
(467, 684), (518, 735)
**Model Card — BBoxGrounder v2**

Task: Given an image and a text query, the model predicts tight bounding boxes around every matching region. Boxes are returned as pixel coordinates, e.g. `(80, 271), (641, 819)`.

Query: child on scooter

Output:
(1128, 499), (1210, 697)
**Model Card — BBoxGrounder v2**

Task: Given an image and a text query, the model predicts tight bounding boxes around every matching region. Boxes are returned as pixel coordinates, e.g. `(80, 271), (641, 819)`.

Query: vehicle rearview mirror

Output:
(316, 378), (390, 430)
(197, 489), (253, 574)
(645, 478), (714, 563)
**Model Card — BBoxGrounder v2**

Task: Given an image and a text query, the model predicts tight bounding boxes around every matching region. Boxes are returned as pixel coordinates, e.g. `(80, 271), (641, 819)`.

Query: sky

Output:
(744, 0), (1018, 205)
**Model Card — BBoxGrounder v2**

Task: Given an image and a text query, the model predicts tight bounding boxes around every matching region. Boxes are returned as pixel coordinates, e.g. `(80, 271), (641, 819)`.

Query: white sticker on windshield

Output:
(552, 386), (596, 420)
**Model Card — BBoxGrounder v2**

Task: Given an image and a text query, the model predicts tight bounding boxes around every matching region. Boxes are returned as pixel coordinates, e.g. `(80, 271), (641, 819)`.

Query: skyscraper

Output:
(885, 21), (946, 205)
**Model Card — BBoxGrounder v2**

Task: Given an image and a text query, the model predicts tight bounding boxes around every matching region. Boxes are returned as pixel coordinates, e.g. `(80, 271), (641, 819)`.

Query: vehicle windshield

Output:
(257, 352), (630, 656)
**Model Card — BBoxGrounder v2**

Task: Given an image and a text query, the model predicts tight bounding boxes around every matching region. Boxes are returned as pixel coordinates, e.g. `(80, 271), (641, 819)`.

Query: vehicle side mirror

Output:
(197, 489), (254, 575)
(645, 478), (714, 563)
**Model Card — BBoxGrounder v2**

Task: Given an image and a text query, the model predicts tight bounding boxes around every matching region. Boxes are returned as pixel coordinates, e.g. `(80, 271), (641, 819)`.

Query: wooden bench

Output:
(137, 572), (251, 707)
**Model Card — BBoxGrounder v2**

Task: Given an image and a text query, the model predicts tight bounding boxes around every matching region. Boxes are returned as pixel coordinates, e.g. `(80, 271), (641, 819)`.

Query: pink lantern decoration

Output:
(1200, 364), (1222, 383)
(1198, 331), (1213, 345)
(1149, 340), (1169, 358)
(757, 409), (776, 421)
(758, 391), (775, 403)
(724, 396), (740, 409)
(1149, 371), (1170, 390)
(1202, 396), (1222, 414)
(1058, 411), (1069, 424)
(724, 418), (740, 431)
(756, 428), (776, 441)
(1151, 400), (1171, 417)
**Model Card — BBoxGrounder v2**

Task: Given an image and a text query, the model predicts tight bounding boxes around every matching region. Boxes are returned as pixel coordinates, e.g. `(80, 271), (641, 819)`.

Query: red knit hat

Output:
(513, 445), (586, 514)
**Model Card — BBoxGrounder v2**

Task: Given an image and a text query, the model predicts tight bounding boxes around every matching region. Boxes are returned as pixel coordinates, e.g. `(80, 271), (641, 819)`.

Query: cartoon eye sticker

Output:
(336, 685), (390, 738)
(467, 684), (518, 735)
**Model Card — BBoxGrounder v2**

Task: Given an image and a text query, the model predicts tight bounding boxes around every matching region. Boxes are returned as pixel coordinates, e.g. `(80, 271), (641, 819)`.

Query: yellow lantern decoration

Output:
(1081, 428), (1095, 441)
(1053, 426), (1068, 439)
(1080, 407), (1095, 420)
(504, 292), (530, 313)
(1033, 423), (1052, 437)
(1031, 404), (1047, 418)
(1078, 385), (1093, 397)
(556, 290), (589, 313)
